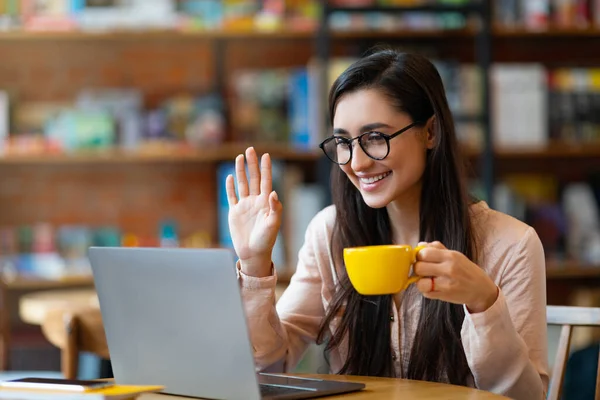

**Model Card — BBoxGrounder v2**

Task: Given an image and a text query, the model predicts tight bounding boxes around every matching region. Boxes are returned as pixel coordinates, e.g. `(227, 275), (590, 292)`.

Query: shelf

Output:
(0, 28), (322, 41)
(328, 27), (475, 39)
(546, 261), (600, 279)
(495, 26), (600, 37)
(463, 142), (600, 159)
(1, 274), (94, 290)
(1, 142), (598, 165)
(0, 144), (321, 165)
(494, 142), (600, 159)
(325, 4), (482, 15)
(1, 26), (599, 41)
(0, 27), (476, 41)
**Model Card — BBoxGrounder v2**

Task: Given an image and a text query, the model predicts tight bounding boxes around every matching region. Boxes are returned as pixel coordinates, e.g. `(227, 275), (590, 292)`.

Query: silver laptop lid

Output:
(88, 247), (261, 400)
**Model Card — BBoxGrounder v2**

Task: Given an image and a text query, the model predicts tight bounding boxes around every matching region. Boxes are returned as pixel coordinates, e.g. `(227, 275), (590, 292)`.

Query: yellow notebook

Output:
(0, 384), (164, 400)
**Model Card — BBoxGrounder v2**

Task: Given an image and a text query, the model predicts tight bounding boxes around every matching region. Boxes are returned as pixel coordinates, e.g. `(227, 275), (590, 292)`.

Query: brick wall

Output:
(0, 38), (215, 105)
(0, 163), (216, 242)
(0, 37), (318, 244)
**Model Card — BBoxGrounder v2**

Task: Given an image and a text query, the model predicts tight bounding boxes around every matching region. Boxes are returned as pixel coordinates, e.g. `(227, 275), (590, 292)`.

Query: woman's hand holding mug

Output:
(414, 241), (499, 314)
(343, 241), (498, 314)
(225, 147), (282, 278)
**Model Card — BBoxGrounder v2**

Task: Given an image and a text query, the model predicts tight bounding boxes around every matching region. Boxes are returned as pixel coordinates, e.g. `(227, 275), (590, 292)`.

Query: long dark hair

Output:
(316, 49), (476, 385)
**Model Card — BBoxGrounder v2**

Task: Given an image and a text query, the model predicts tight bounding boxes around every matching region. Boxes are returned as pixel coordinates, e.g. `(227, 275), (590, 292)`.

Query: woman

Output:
(225, 49), (548, 399)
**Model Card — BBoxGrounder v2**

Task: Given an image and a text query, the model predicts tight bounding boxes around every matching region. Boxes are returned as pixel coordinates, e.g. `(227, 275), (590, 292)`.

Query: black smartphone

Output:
(0, 377), (114, 392)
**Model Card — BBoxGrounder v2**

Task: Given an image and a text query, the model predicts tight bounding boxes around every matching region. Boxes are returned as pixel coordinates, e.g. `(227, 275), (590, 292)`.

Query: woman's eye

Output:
(364, 133), (385, 144)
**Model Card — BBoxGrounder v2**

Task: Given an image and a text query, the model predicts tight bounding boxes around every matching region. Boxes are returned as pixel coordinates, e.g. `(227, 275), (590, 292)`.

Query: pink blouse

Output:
(237, 201), (549, 399)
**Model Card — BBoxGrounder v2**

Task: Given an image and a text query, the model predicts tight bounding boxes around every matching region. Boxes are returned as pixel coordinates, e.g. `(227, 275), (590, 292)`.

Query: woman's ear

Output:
(424, 115), (436, 149)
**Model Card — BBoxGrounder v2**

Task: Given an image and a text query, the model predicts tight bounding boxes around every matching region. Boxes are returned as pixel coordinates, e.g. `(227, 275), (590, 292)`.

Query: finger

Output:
(413, 260), (444, 277)
(225, 174), (238, 206)
(267, 191), (282, 228)
(416, 247), (447, 263)
(416, 276), (450, 295)
(417, 241), (428, 247)
(428, 241), (447, 250)
(269, 191), (282, 214)
(235, 153), (249, 197)
(415, 276), (436, 294)
(245, 147), (261, 196)
(260, 153), (273, 195)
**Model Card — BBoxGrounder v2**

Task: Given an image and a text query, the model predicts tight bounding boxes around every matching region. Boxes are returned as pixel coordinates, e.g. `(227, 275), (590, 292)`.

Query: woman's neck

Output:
(387, 184), (421, 246)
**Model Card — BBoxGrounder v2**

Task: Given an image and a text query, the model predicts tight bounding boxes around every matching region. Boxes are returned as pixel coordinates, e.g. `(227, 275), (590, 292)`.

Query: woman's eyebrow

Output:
(332, 128), (350, 135)
(360, 122), (393, 132)
(333, 122), (393, 135)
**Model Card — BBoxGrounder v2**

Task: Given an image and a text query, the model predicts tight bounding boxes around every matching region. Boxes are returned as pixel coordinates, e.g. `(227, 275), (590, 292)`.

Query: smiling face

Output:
(332, 88), (433, 209)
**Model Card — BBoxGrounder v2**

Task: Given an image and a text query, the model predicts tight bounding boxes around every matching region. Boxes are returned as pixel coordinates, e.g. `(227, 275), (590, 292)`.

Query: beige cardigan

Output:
(237, 201), (549, 400)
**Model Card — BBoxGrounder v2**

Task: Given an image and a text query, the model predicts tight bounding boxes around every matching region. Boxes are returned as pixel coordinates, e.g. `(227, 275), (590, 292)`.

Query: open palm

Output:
(226, 147), (282, 276)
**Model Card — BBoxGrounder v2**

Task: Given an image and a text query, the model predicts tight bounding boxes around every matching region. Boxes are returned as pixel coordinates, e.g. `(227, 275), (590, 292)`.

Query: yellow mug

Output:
(343, 244), (425, 295)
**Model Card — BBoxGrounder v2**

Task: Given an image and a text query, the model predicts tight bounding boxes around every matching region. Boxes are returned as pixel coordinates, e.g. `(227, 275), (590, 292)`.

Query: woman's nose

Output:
(351, 144), (373, 171)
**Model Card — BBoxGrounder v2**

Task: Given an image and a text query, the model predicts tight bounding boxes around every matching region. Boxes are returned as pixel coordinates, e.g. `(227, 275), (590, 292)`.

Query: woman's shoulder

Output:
(470, 201), (544, 274)
(471, 200), (538, 245)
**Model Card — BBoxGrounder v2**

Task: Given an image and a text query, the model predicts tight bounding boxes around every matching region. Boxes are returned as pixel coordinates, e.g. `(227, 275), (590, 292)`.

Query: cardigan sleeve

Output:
(461, 227), (549, 400)
(238, 215), (326, 372)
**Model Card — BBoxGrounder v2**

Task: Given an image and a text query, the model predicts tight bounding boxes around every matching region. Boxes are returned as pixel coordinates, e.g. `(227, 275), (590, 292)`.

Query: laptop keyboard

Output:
(259, 384), (308, 397)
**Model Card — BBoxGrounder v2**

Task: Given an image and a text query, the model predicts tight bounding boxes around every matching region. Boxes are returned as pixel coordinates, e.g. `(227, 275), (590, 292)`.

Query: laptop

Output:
(88, 247), (365, 400)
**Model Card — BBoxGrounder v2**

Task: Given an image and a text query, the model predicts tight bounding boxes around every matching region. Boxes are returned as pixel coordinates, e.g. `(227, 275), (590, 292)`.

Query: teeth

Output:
(360, 172), (390, 184)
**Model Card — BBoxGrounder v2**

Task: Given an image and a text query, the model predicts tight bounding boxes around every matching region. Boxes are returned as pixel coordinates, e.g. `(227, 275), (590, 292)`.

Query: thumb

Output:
(269, 191), (282, 214)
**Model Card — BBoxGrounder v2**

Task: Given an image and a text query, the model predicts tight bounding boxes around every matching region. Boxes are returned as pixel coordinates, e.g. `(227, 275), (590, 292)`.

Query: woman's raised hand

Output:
(225, 147), (283, 277)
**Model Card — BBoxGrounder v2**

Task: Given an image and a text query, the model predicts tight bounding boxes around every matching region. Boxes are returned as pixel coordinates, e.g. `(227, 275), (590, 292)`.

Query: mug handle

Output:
(411, 244), (427, 263)
(402, 245), (427, 290)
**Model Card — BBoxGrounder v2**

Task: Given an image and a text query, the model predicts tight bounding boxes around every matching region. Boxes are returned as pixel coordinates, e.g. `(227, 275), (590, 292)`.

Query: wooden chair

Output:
(42, 307), (109, 379)
(547, 305), (600, 400)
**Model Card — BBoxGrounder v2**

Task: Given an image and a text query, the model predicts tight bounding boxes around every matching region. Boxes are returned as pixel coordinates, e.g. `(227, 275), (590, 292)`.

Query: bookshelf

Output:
(0, 4), (598, 276)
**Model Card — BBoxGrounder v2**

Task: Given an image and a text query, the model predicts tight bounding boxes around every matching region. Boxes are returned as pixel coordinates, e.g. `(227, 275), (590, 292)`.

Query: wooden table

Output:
(18, 288), (106, 378)
(0, 275), (94, 370)
(137, 374), (510, 399)
(19, 289), (99, 326)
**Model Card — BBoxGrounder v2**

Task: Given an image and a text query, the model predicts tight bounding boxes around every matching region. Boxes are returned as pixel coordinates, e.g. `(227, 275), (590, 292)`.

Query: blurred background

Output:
(0, 0), (599, 398)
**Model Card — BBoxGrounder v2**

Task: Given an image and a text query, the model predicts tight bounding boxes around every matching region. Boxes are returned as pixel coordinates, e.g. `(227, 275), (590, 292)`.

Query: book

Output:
(0, 90), (7, 155)
(0, 384), (164, 400)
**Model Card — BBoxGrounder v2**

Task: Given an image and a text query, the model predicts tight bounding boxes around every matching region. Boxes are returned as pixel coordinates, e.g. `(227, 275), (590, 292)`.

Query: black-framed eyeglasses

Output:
(319, 121), (421, 165)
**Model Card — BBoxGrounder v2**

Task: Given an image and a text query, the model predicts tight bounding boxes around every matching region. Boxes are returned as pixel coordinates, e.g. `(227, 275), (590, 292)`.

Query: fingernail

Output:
(273, 191), (278, 201)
